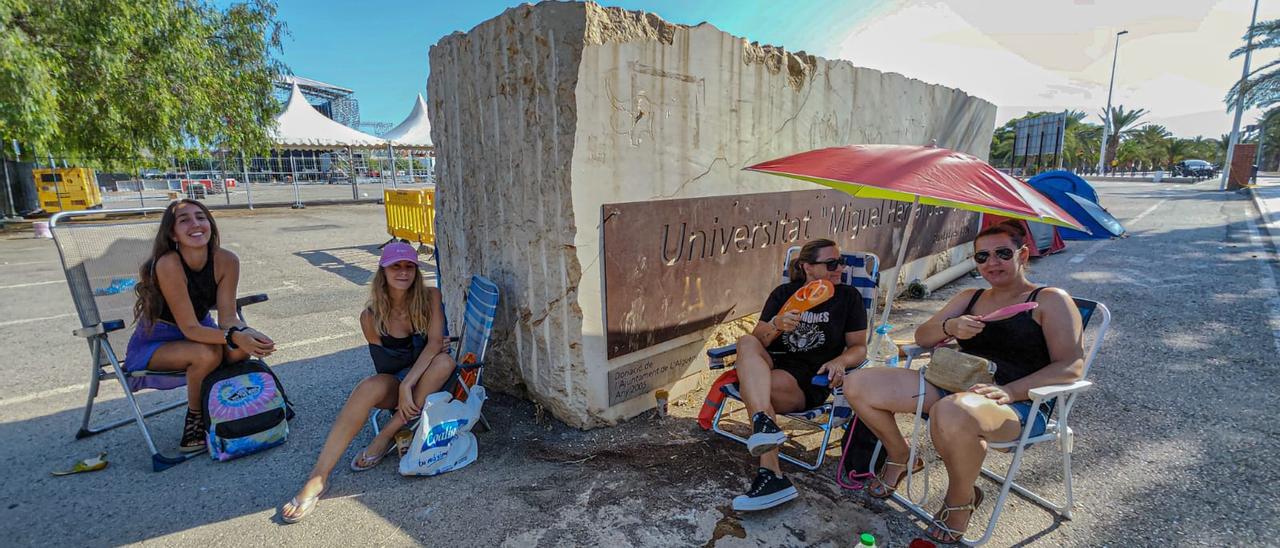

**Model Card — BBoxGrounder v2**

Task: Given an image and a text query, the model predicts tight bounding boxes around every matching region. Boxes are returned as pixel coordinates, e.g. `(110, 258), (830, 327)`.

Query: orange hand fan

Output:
(777, 279), (835, 316)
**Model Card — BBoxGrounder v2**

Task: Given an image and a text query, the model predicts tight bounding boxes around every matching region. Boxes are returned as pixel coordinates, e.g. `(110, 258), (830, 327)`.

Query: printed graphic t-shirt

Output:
(761, 280), (868, 372)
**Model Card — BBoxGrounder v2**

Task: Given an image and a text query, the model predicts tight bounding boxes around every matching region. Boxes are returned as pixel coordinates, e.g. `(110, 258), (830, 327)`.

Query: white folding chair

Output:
(885, 297), (1111, 545)
(706, 247), (879, 470)
(49, 208), (268, 472)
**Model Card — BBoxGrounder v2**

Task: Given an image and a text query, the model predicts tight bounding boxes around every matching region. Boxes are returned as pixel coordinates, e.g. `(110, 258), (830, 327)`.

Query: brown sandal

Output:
(868, 457), (925, 499)
(926, 486), (985, 544)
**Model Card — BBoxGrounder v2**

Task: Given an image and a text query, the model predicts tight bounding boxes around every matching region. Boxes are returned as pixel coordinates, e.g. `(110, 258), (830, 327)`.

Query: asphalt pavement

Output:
(0, 180), (1276, 547)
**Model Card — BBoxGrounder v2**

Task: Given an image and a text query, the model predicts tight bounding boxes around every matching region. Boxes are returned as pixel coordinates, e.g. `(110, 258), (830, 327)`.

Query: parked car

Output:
(1174, 159), (1214, 177)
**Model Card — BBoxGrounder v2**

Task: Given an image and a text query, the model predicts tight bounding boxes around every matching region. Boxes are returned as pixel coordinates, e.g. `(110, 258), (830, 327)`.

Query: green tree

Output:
(0, 0), (287, 164)
(1100, 105), (1148, 168)
(1226, 19), (1280, 111)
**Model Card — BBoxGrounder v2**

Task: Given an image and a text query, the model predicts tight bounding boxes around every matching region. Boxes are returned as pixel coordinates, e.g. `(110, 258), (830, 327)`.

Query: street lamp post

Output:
(1097, 30), (1129, 175)
(1222, 0), (1262, 190)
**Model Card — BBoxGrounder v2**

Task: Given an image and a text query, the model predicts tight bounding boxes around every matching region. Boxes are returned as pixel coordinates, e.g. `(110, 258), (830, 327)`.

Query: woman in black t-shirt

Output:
(730, 239), (868, 512)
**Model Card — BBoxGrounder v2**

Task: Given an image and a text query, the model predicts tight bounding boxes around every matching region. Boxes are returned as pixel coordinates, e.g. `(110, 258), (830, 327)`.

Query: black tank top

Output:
(369, 324), (426, 375)
(158, 249), (218, 323)
(957, 287), (1052, 386)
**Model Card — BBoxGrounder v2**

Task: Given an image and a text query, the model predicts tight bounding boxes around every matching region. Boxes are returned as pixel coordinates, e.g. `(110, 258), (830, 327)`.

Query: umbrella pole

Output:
(877, 195), (920, 330)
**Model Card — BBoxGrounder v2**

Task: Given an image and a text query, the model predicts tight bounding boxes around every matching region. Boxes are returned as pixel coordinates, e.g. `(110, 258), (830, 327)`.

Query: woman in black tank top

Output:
(126, 200), (277, 453)
(845, 221), (1084, 543)
(282, 242), (457, 523)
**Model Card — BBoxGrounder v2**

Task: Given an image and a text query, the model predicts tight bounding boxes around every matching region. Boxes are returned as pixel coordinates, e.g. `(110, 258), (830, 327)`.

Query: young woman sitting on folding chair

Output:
(731, 238), (868, 512)
(127, 199), (277, 454)
(845, 221), (1084, 544)
(281, 242), (457, 523)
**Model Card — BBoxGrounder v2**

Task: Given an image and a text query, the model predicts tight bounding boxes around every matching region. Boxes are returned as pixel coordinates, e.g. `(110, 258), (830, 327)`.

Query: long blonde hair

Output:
(367, 263), (432, 334)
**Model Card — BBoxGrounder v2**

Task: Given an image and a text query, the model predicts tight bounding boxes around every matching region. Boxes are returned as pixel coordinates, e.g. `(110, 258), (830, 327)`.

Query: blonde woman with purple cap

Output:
(281, 242), (457, 523)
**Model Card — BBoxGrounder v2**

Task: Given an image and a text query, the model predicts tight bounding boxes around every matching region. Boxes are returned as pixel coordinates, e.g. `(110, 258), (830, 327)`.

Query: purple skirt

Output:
(123, 315), (217, 391)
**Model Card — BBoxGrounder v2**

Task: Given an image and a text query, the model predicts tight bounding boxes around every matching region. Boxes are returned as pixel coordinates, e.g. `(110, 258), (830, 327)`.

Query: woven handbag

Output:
(925, 347), (997, 393)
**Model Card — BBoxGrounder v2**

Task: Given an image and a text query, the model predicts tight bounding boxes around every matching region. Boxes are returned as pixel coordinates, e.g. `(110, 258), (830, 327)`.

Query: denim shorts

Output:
(933, 385), (1051, 438)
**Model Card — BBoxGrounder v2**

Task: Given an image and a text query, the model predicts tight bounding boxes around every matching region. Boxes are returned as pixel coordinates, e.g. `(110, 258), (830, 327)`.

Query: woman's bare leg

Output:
(147, 340), (224, 409)
(758, 370), (806, 474)
(282, 374), (399, 520)
(927, 393), (1023, 538)
(359, 352), (459, 456)
(734, 335), (776, 419)
(845, 367), (942, 494)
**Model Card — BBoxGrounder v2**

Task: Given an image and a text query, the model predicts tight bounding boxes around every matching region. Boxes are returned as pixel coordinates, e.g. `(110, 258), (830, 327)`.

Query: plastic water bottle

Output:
(868, 324), (899, 368)
(858, 532), (878, 547)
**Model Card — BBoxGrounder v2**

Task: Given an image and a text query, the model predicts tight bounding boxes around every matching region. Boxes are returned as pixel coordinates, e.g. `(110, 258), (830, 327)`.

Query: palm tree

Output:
(1166, 138), (1195, 166)
(1227, 19), (1280, 111)
(1099, 105), (1148, 168)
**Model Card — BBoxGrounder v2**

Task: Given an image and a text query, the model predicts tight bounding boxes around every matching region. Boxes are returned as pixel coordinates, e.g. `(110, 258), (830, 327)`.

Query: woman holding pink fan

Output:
(730, 238), (868, 512)
(845, 221), (1085, 544)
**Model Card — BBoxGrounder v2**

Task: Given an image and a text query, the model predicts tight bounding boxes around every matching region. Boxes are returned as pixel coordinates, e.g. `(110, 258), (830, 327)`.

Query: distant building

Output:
(274, 75), (361, 129)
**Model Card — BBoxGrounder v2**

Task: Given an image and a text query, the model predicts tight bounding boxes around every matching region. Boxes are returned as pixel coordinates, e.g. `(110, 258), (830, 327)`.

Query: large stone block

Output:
(428, 1), (996, 428)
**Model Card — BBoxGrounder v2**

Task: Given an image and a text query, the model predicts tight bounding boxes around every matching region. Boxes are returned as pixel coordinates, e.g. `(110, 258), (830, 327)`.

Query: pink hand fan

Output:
(977, 301), (1038, 322)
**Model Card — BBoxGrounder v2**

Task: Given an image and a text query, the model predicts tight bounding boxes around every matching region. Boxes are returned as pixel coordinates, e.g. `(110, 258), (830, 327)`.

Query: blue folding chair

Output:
(705, 247), (879, 470)
(370, 274), (500, 434)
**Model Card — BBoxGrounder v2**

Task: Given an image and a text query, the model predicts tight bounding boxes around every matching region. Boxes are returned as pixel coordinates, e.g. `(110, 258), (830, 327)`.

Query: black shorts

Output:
(772, 355), (830, 410)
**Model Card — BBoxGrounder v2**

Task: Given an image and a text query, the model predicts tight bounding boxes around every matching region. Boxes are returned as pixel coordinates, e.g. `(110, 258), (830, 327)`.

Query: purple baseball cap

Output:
(379, 242), (425, 268)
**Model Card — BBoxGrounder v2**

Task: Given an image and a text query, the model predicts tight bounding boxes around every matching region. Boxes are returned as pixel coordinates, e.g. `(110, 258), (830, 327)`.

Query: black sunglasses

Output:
(974, 247), (1017, 264)
(807, 258), (842, 271)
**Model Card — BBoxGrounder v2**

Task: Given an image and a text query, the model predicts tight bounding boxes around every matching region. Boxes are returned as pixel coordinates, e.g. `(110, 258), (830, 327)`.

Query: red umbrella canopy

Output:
(745, 144), (1087, 231)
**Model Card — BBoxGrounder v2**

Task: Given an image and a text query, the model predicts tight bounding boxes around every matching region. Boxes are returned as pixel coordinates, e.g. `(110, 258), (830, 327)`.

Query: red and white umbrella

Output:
(746, 144), (1087, 328)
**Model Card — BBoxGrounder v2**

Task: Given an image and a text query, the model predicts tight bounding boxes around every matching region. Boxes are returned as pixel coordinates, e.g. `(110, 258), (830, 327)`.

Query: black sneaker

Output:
(746, 412), (787, 456)
(732, 468), (798, 512)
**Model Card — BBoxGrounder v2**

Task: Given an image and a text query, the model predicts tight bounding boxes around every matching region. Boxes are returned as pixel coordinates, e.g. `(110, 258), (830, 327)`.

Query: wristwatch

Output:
(225, 326), (246, 349)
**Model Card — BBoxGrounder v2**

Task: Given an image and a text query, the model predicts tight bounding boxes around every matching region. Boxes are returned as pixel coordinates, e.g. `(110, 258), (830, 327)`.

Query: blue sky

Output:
(272, 0), (887, 128)
(269, 0), (1274, 137)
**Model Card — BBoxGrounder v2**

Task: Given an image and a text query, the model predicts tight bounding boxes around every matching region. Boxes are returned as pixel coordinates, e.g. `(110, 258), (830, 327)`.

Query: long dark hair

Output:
(133, 200), (221, 325)
(787, 239), (837, 283)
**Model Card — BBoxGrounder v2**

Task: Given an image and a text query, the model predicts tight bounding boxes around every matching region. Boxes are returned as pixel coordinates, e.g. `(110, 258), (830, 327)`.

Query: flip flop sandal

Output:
(349, 443), (397, 472)
(926, 486), (985, 544)
(281, 487), (327, 524)
(868, 457), (926, 499)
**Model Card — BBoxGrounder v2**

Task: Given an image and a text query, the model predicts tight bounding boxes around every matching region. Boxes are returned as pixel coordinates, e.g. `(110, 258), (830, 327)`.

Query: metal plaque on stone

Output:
(601, 189), (980, 358)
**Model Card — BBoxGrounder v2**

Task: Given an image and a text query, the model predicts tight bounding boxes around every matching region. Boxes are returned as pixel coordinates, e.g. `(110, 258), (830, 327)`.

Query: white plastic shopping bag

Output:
(399, 386), (486, 476)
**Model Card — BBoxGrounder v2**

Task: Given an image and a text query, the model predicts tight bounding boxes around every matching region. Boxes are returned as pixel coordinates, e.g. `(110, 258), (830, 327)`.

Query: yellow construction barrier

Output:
(384, 188), (436, 246)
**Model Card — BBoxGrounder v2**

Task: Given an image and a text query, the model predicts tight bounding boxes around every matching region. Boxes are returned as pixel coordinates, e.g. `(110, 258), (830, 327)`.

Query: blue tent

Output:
(1027, 170), (1123, 240)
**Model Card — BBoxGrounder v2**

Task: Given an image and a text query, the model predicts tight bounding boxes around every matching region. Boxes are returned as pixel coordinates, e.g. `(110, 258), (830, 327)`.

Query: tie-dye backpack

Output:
(201, 359), (294, 461)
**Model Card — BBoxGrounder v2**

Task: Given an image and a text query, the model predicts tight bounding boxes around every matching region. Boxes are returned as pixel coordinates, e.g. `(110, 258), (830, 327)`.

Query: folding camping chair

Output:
(370, 274), (500, 435)
(705, 247), (879, 470)
(48, 208), (269, 472)
(887, 297), (1111, 546)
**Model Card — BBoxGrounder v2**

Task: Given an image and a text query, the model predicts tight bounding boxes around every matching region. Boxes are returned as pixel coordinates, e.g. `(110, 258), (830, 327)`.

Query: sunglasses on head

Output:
(973, 247), (1018, 264)
(808, 258), (842, 271)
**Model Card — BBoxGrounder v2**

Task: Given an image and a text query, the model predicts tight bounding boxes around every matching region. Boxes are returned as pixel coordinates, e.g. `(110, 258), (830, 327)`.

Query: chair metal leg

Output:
(710, 396), (826, 471)
(1061, 430), (1075, 520)
(76, 338), (185, 438)
(75, 339), (105, 439)
(98, 342), (199, 472)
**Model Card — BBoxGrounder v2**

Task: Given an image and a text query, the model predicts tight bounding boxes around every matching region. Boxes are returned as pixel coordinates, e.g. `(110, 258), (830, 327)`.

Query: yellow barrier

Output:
(384, 188), (436, 246)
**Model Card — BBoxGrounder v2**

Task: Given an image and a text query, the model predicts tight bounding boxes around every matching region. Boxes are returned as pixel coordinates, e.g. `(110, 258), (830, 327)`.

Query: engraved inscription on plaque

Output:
(601, 189), (979, 358)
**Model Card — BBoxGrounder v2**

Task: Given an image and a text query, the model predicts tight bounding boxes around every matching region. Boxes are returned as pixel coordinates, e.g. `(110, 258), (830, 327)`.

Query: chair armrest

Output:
(707, 343), (738, 369)
(73, 319), (126, 338)
(902, 344), (931, 359)
(236, 294), (269, 308)
(1028, 380), (1093, 402)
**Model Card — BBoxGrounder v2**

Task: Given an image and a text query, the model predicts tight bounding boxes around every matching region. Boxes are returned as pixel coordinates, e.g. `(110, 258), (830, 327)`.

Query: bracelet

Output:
(225, 326), (246, 349)
(941, 318), (954, 338)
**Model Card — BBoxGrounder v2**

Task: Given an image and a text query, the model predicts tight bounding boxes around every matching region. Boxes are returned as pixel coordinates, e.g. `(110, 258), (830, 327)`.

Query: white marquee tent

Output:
(270, 83), (385, 149)
(383, 94), (433, 149)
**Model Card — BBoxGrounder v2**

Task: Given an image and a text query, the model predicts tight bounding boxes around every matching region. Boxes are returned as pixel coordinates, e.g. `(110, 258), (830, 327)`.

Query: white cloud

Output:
(834, 0), (1280, 137)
